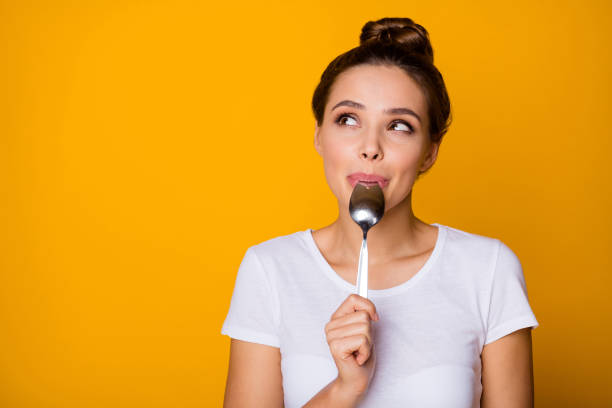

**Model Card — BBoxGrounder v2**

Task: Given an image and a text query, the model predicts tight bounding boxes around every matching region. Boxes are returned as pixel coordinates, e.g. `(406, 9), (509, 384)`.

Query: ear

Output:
(419, 141), (440, 173)
(314, 124), (322, 156)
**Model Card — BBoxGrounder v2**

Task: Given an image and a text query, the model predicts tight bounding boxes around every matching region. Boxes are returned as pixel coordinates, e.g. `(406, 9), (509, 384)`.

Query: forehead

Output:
(327, 64), (427, 116)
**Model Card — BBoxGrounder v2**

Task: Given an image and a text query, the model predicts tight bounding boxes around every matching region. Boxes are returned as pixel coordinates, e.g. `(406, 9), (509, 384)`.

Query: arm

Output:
(480, 327), (534, 408)
(303, 378), (362, 408)
(223, 339), (284, 408)
(305, 294), (379, 407)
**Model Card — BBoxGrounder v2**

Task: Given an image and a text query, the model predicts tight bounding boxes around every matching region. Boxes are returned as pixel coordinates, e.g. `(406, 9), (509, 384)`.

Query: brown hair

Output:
(311, 17), (452, 144)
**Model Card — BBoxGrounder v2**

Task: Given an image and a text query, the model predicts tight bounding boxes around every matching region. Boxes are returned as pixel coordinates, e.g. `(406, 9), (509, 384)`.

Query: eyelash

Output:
(334, 113), (414, 134)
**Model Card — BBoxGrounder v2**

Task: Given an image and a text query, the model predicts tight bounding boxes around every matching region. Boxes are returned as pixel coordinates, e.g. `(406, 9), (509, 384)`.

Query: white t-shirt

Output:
(221, 223), (539, 407)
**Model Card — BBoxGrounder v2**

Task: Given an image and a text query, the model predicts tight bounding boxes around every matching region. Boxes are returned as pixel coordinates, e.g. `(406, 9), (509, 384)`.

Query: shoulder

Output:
(437, 223), (520, 279)
(240, 230), (317, 290)
(440, 223), (504, 257)
(246, 229), (313, 264)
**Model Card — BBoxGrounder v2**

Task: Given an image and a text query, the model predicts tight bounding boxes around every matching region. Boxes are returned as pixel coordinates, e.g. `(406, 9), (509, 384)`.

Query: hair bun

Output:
(360, 17), (434, 64)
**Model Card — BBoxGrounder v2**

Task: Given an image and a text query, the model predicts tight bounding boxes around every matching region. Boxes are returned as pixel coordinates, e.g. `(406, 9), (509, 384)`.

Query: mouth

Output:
(347, 173), (389, 189)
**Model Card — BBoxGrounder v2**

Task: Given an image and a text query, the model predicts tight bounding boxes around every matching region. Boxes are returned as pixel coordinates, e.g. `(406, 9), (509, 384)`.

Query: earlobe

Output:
(420, 141), (440, 173)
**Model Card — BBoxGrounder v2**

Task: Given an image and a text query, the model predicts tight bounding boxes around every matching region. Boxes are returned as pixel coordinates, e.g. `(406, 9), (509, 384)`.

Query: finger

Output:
(331, 294), (379, 321)
(326, 322), (372, 346)
(325, 310), (370, 333)
(330, 334), (371, 366)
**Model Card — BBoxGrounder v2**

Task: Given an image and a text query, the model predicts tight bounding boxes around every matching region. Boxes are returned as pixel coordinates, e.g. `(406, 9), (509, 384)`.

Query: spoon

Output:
(349, 183), (385, 299)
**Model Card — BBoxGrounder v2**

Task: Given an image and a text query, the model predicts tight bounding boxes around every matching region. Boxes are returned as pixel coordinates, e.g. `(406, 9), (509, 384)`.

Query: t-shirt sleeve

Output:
(484, 240), (539, 345)
(221, 247), (281, 348)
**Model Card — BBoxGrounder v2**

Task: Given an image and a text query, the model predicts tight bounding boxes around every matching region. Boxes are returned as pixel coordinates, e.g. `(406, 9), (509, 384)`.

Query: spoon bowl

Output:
(349, 183), (385, 237)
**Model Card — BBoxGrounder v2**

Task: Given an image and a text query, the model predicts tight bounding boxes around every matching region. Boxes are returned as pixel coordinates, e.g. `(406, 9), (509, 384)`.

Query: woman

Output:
(221, 17), (538, 407)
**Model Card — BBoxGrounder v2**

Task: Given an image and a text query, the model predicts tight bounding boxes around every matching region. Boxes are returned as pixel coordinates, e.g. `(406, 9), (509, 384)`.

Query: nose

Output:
(359, 129), (384, 161)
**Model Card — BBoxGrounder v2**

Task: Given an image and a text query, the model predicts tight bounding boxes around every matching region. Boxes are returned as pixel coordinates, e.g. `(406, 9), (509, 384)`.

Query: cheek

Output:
(319, 136), (356, 200)
(386, 147), (422, 175)
(322, 137), (353, 172)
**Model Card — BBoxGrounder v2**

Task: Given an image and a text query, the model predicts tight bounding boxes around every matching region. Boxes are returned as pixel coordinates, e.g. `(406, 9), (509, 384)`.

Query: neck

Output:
(327, 190), (428, 266)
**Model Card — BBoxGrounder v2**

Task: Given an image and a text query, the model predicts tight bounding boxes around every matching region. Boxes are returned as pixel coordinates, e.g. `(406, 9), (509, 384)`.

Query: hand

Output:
(324, 293), (379, 400)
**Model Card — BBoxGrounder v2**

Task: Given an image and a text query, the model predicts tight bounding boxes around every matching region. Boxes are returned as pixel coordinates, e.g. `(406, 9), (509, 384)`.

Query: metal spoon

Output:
(349, 183), (385, 299)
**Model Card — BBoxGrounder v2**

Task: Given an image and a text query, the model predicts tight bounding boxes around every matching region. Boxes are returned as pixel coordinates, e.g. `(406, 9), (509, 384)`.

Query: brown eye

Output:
(390, 120), (414, 133)
(335, 114), (358, 127)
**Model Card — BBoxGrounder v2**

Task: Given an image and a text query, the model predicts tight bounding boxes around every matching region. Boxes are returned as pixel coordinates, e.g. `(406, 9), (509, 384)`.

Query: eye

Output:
(335, 113), (358, 127)
(390, 120), (414, 134)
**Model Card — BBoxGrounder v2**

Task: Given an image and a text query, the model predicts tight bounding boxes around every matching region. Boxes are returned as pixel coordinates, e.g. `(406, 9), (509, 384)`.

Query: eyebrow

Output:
(331, 99), (422, 123)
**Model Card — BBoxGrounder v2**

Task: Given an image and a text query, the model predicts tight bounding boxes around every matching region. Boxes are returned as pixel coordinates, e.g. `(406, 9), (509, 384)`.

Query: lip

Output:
(347, 172), (389, 189)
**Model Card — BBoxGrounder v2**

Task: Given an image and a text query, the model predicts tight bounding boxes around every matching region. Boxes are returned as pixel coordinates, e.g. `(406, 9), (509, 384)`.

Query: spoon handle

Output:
(356, 236), (368, 299)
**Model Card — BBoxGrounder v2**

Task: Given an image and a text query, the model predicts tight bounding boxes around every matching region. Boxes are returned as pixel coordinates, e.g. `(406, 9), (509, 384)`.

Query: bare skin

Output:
(223, 64), (535, 407)
(311, 201), (438, 291)
(223, 339), (284, 408)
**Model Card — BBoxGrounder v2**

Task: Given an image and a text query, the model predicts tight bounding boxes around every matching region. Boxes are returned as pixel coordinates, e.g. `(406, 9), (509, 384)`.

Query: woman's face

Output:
(314, 64), (440, 213)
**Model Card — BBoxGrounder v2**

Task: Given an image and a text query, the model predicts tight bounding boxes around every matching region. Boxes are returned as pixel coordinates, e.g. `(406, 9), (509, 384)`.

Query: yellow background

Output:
(2, 0), (611, 406)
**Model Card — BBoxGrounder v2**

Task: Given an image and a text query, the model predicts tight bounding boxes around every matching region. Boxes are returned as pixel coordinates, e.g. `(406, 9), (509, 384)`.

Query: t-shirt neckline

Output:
(302, 223), (447, 298)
